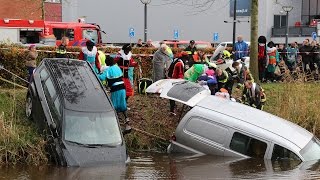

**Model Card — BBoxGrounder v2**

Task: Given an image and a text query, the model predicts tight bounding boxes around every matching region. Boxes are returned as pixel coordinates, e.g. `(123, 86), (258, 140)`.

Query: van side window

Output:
(271, 144), (301, 161)
(230, 132), (267, 158)
(40, 69), (49, 81)
(53, 28), (75, 41)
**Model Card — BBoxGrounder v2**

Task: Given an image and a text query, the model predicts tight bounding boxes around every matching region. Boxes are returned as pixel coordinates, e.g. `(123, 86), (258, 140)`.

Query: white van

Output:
(146, 80), (320, 162)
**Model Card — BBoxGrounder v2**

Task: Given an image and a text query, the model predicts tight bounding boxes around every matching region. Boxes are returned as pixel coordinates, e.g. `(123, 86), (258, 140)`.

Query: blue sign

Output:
(174, 30), (179, 40)
(213, 32), (219, 42)
(312, 32), (317, 40)
(230, 0), (251, 17)
(129, 28), (135, 38)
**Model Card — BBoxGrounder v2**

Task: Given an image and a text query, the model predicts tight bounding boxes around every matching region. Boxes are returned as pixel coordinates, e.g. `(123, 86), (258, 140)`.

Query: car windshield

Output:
(82, 29), (98, 44)
(64, 110), (122, 146)
(300, 137), (320, 161)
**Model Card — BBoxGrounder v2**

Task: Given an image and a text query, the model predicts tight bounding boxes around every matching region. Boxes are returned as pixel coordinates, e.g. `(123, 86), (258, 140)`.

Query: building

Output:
(0, 0), (62, 21)
(62, 0), (319, 44)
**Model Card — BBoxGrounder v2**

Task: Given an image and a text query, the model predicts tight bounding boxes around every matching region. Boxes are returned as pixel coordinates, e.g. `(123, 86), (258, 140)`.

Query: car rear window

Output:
(167, 81), (206, 102)
(300, 137), (320, 161)
(230, 132), (267, 158)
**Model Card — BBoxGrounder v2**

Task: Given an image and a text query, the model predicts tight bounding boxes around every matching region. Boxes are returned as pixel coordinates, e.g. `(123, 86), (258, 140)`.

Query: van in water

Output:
(26, 58), (129, 166)
(146, 79), (320, 162)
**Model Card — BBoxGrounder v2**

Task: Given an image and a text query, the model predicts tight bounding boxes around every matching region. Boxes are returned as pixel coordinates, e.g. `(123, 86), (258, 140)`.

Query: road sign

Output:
(129, 28), (135, 38)
(213, 32), (219, 42)
(174, 30), (179, 40)
(312, 32), (317, 40)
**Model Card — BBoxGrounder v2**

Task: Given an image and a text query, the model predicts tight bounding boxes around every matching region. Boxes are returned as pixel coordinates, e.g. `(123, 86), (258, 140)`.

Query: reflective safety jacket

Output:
(217, 70), (229, 83)
(56, 44), (67, 58)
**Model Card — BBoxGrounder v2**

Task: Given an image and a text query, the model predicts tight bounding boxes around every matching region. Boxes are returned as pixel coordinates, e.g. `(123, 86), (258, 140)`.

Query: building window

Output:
(229, 132), (267, 158)
(302, 0), (320, 25)
(274, 15), (287, 28)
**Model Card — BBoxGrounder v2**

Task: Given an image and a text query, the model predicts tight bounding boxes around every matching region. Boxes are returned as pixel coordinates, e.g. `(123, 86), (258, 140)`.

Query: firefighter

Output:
(56, 36), (69, 58)
(216, 68), (234, 95)
(242, 81), (266, 110)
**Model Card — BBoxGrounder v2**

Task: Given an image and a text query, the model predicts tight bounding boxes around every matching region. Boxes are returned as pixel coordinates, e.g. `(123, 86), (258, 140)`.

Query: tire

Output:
(25, 94), (33, 120)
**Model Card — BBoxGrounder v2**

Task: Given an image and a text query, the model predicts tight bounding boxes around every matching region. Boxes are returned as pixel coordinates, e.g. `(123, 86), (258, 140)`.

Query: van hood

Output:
(62, 142), (127, 167)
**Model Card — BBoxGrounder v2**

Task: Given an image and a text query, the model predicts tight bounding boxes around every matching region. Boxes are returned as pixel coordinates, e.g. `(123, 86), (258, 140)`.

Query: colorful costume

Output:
(79, 46), (101, 74)
(114, 50), (137, 97)
(184, 64), (204, 82)
(266, 47), (278, 73)
(98, 64), (127, 112)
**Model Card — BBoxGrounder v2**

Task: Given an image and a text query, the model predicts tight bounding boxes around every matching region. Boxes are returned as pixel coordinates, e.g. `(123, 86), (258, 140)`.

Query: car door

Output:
(146, 79), (211, 107)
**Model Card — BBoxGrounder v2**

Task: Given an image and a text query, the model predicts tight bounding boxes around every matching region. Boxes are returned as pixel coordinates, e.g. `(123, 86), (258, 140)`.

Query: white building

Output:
(62, 0), (319, 44)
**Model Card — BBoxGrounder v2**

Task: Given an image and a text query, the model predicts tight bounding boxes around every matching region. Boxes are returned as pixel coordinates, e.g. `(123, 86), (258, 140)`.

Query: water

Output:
(1, 153), (320, 180)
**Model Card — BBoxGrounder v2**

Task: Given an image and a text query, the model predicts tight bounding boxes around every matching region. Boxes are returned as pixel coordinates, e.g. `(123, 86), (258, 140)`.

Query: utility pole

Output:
(232, 0), (237, 61)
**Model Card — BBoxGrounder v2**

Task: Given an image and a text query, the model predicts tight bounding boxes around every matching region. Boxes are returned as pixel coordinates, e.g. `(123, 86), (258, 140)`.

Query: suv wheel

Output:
(26, 94), (33, 120)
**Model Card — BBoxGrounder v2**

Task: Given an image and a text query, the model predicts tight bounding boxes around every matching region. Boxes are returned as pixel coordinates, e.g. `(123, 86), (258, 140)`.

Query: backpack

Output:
(138, 78), (153, 94)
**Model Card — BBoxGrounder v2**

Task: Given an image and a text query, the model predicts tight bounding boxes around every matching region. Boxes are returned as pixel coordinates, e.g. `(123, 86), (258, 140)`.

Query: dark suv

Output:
(26, 58), (129, 166)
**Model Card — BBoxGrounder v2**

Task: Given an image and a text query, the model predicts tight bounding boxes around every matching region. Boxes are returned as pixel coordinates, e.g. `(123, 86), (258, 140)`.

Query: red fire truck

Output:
(0, 19), (103, 46)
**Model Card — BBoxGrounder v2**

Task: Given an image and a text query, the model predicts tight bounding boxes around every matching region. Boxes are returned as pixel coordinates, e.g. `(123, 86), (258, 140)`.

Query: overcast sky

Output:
(63, 0), (253, 43)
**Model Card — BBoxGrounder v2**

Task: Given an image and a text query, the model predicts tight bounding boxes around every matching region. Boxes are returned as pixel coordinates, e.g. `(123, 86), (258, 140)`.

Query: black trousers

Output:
(170, 100), (176, 113)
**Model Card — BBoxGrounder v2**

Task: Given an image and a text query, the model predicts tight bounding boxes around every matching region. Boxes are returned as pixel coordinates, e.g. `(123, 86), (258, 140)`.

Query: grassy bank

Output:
(0, 83), (319, 165)
(0, 89), (47, 165)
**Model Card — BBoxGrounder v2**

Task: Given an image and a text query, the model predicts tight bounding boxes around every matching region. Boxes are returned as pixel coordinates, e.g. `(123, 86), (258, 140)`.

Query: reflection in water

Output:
(0, 153), (319, 180)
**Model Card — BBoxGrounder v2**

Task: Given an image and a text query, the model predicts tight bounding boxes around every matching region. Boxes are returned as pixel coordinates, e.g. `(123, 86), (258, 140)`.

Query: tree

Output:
(249, 0), (259, 82)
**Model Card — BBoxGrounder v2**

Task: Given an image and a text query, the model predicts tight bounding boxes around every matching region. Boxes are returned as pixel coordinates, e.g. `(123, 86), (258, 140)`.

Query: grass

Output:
(0, 89), (47, 165)
(0, 82), (319, 165)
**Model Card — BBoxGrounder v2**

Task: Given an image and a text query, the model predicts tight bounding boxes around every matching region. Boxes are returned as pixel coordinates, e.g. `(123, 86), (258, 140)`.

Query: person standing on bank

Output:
(114, 44), (138, 104)
(79, 40), (101, 74)
(56, 36), (69, 58)
(234, 35), (249, 60)
(26, 45), (38, 82)
(185, 40), (198, 67)
(152, 44), (172, 82)
(98, 56), (131, 132)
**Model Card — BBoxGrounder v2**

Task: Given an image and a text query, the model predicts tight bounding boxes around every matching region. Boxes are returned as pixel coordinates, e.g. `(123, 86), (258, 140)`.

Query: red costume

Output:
(172, 60), (184, 79)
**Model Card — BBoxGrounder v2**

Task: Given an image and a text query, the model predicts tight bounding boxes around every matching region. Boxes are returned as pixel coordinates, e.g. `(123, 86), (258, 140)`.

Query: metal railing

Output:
(272, 26), (317, 37)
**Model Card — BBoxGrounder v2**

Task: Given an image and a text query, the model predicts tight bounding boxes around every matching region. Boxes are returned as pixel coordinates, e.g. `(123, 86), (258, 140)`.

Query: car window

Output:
(196, 44), (210, 49)
(178, 44), (188, 49)
(227, 44), (233, 48)
(300, 137), (320, 161)
(42, 77), (61, 123)
(40, 69), (49, 81)
(272, 144), (301, 161)
(230, 132), (267, 158)
(53, 28), (75, 41)
(44, 77), (57, 99)
(64, 110), (122, 146)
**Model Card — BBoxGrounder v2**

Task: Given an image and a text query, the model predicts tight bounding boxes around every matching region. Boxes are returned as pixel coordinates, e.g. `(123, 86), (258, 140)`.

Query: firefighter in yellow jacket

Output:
(242, 80), (266, 110)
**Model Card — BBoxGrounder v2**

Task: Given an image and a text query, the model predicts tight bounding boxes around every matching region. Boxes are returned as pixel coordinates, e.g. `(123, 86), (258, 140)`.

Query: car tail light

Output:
(171, 134), (176, 141)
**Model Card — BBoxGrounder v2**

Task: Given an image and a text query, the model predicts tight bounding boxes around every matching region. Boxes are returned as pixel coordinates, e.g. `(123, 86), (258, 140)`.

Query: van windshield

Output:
(300, 137), (320, 161)
(64, 110), (122, 146)
(82, 29), (98, 44)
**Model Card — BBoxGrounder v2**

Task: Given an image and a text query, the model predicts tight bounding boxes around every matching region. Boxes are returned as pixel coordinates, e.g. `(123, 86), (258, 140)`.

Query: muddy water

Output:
(1, 153), (320, 180)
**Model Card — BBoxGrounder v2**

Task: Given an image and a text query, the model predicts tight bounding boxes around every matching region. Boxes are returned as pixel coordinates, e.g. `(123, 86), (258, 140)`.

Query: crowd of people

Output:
(26, 35), (320, 125)
(258, 36), (320, 82)
(151, 40), (266, 115)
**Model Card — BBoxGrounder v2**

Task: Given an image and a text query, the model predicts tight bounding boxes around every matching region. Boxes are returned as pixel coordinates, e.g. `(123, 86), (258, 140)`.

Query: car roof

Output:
(196, 96), (313, 149)
(43, 58), (113, 112)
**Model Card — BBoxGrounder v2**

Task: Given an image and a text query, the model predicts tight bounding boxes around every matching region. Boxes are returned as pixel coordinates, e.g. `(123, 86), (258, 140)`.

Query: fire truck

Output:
(0, 19), (103, 46)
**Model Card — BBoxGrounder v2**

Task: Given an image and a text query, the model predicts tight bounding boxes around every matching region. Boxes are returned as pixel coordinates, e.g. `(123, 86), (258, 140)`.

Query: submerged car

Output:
(146, 80), (320, 162)
(26, 58), (129, 166)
